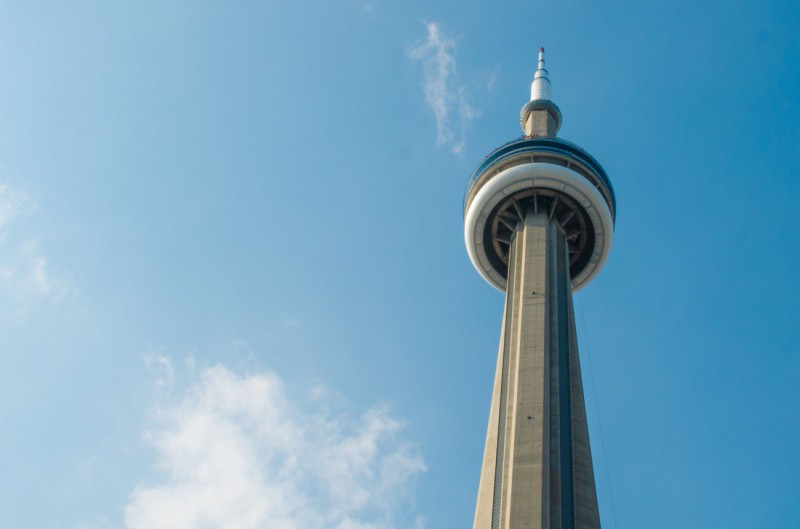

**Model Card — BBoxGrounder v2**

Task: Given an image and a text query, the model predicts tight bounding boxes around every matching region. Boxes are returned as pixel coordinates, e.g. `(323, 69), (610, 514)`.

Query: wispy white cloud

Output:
(409, 22), (477, 155)
(144, 353), (175, 390)
(485, 65), (501, 95)
(0, 183), (75, 319)
(124, 363), (426, 529)
(75, 515), (114, 529)
(281, 317), (302, 329)
(0, 183), (30, 237)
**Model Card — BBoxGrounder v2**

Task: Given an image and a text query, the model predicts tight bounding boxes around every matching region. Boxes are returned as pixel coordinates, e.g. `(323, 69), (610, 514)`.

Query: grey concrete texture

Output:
(472, 211), (601, 529)
(524, 109), (558, 138)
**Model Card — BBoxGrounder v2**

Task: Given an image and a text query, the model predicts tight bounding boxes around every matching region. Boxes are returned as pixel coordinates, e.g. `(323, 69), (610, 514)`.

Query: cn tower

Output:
(465, 49), (615, 529)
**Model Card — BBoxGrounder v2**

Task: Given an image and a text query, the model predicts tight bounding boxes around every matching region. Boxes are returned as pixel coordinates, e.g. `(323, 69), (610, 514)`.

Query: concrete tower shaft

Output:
(471, 211), (601, 529)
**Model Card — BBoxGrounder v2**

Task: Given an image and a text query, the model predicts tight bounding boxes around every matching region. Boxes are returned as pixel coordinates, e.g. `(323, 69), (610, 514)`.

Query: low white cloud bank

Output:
(409, 22), (477, 155)
(0, 183), (74, 318)
(125, 362), (426, 529)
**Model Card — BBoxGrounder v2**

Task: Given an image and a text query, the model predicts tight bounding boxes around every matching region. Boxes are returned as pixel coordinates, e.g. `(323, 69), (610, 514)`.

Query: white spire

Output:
(530, 47), (552, 101)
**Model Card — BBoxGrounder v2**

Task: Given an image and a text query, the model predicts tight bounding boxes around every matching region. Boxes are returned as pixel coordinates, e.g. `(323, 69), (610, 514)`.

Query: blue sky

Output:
(1, 1), (798, 528)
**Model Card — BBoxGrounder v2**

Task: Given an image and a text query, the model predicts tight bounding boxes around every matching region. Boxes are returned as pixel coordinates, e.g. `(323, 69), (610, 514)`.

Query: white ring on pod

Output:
(464, 162), (614, 292)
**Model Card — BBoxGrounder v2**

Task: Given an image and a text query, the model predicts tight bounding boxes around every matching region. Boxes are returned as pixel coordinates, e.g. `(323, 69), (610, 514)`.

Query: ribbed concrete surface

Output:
(472, 211), (601, 529)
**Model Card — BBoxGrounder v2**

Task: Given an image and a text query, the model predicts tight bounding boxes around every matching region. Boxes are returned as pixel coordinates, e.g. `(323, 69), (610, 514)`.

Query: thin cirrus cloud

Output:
(409, 22), (477, 155)
(0, 183), (74, 318)
(124, 361), (426, 529)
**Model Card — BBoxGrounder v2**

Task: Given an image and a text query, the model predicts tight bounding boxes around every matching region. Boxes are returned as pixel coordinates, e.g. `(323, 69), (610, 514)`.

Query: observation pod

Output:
(464, 50), (616, 292)
(463, 137), (616, 292)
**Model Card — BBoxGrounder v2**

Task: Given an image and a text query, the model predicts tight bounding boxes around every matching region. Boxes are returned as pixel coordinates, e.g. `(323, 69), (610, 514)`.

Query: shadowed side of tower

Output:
(464, 50), (615, 529)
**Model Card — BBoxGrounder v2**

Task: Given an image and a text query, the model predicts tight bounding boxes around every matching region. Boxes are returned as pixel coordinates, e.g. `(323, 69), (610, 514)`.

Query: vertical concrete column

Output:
(504, 211), (550, 529)
(523, 109), (558, 138)
(472, 302), (507, 529)
(472, 211), (601, 529)
(567, 292), (601, 529)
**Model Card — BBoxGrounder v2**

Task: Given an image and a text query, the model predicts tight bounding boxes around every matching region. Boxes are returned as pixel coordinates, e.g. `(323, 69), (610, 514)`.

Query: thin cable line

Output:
(577, 296), (619, 529)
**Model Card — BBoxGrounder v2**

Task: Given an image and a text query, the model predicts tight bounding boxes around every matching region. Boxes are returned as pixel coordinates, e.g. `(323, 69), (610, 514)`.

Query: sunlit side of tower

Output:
(464, 49), (616, 529)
